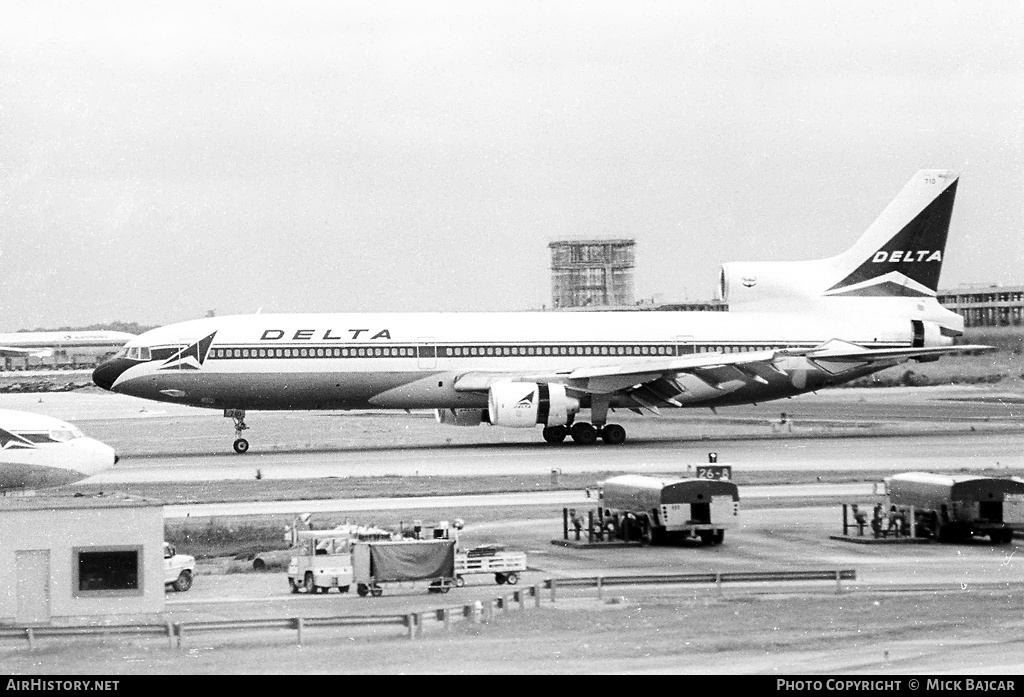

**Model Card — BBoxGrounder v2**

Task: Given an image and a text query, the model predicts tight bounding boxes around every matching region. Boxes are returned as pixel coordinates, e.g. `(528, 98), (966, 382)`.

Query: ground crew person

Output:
(871, 504), (884, 537)
(569, 509), (583, 539)
(851, 504), (867, 536)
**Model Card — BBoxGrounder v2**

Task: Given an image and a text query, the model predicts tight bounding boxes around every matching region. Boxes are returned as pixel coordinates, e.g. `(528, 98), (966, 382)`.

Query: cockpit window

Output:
(20, 429), (83, 443)
(49, 428), (83, 442)
(124, 346), (152, 361)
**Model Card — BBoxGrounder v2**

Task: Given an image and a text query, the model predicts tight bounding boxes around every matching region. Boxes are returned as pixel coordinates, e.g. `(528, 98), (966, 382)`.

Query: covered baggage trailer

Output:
(884, 472), (1024, 543)
(352, 539), (456, 596)
(599, 474), (739, 545)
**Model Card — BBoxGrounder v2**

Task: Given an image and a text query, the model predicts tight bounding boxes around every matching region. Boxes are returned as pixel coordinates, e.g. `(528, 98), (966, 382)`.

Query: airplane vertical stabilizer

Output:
(720, 170), (959, 310)
(823, 170), (958, 298)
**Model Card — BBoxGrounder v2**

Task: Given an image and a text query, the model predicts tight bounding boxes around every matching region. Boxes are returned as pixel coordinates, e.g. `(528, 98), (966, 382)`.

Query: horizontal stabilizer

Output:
(794, 339), (995, 363)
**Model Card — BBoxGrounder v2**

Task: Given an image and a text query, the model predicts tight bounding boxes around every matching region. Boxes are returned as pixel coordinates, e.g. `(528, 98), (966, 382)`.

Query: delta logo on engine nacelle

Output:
(514, 390), (536, 409)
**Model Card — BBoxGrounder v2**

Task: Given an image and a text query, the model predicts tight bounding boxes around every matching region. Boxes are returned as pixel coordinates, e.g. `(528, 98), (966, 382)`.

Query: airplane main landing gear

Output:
(225, 409), (250, 454)
(600, 423), (626, 445)
(542, 422), (627, 445)
(570, 422), (598, 445)
(542, 425), (568, 443)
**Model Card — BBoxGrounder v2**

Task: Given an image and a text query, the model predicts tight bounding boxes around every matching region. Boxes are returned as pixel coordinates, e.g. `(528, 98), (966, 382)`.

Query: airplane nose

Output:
(92, 358), (133, 391)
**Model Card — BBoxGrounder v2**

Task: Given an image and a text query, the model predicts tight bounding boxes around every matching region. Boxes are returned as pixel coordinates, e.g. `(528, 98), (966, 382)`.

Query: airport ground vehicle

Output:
(164, 542), (195, 592)
(454, 545), (527, 586)
(598, 474), (739, 545)
(287, 530), (456, 596)
(884, 472), (1024, 543)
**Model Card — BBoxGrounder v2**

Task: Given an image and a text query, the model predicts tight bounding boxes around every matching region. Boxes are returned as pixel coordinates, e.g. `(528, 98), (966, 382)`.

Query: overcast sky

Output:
(1, 1), (1021, 329)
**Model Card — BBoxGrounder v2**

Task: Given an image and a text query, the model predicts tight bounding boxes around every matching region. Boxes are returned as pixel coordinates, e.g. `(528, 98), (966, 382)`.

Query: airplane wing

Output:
(453, 340), (994, 413)
(0, 347), (53, 358)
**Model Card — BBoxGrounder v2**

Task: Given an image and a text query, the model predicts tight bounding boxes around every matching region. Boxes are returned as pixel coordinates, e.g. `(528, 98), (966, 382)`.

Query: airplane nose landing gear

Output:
(224, 409), (250, 453)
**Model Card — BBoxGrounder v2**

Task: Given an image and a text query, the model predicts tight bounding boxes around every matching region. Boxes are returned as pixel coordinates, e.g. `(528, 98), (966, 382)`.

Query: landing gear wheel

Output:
(226, 409), (250, 453)
(455, 575), (466, 588)
(303, 572), (314, 593)
(370, 584), (383, 597)
(505, 572), (519, 585)
(357, 583), (369, 597)
(289, 578), (300, 594)
(713, 530), (725, 545)
(570, 422), (598, 445)
(495, 573), (507, 585)
(542, 425), (568, 443)
(601, 424), (626, 445)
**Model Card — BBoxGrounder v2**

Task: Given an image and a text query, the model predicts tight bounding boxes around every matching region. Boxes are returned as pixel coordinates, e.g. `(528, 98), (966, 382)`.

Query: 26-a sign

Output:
(696, 465), (732, 481)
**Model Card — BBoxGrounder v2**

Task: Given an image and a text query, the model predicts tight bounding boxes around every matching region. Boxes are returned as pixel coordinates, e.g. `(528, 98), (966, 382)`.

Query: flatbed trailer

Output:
(454, 547), (527, 586)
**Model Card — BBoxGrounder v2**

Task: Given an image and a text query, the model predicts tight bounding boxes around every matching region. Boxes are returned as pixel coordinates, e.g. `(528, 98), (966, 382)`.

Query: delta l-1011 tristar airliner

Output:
(93, 170), (992, 453)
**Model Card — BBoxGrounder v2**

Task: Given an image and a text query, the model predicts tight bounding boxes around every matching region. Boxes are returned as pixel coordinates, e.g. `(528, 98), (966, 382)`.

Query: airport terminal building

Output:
(937, 284), (1024, 328)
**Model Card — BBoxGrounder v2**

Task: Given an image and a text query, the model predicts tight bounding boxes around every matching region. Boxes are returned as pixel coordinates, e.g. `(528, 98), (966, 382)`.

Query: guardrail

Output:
(0, 569), (856, 649)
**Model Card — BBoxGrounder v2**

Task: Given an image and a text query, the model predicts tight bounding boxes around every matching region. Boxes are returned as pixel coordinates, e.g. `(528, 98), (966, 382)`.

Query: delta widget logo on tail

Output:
(825, 177), (957, 298)
(160, 333), (217, 370)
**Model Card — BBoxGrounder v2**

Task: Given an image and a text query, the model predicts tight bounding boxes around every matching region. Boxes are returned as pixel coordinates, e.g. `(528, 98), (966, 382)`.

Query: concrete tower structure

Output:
(549, 239), (636, 309)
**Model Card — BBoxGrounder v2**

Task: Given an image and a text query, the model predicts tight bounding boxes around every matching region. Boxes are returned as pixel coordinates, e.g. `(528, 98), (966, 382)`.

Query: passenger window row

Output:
(205, 343), (790, 360)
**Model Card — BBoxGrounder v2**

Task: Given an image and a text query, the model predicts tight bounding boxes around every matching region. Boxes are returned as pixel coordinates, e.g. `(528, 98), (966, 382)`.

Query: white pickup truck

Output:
(164, 542), (195, 592)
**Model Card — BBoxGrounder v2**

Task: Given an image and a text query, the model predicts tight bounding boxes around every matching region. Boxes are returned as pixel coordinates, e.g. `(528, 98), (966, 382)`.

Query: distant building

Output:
(937, 284), (1024, 328)
(651, 301), (728, 312)
(549, 239), (635, 309)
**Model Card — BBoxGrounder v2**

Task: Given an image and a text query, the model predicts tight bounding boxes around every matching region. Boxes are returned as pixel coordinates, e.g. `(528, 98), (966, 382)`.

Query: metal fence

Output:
(0, 569), (856, 649)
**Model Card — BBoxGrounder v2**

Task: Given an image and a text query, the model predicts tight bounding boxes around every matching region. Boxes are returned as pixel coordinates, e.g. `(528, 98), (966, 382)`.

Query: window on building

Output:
(75, 547), (142, 594)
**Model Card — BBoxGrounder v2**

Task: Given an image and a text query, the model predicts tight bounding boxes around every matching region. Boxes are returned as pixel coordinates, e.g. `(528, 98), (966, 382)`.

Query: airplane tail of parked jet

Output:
(721, 170), (959, 310)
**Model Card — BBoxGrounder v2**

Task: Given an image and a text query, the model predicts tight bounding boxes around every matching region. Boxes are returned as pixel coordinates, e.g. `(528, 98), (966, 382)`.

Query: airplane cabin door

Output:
(674, 335), (695, 356)
(911, 320), (925, 348)
(171, 337), (197, 369)
(417, 337), (437, 369)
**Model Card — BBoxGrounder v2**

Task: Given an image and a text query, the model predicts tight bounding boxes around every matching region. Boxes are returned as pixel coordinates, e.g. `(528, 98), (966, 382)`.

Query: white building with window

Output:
(0, 493), (165, 626)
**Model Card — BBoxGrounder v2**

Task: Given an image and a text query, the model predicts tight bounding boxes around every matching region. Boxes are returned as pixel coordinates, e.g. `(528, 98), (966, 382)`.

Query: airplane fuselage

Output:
(94, 307), (946, 412)
(89, 169), (983, 452)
